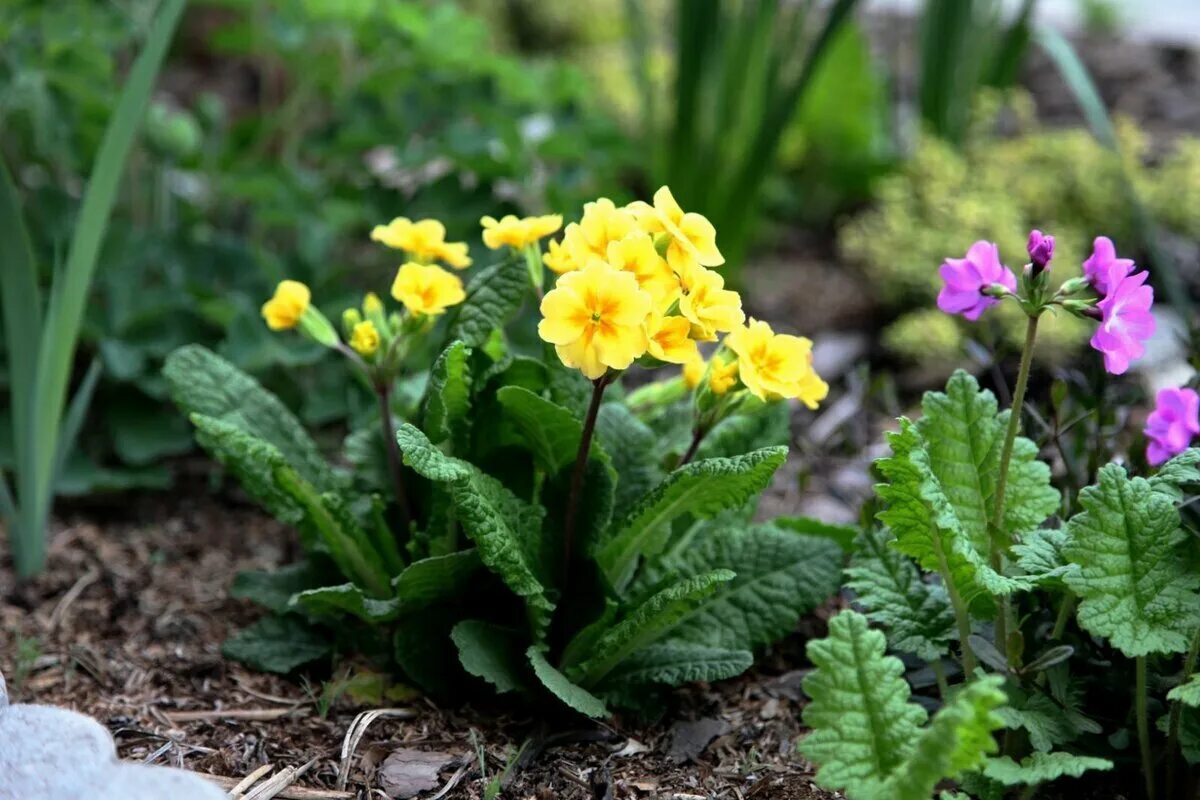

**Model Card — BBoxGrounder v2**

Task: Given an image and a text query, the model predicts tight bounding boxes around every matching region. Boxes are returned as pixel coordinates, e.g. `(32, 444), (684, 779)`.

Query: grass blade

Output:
(17, 0), (187, 576)
(52, 357), (104, 486)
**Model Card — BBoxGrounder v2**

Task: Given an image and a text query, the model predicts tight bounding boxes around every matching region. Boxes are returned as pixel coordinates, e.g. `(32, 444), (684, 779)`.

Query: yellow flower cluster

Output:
(371, 217), (472, 269)
(536, 187), (826, 408)
(481, 214), (563, 250)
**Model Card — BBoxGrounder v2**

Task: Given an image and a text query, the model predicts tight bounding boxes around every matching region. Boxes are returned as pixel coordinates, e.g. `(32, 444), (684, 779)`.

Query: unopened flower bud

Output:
(1063, 299), (1101, 320)
(1057, 276), (1091, 297)
(981, 283), (1012, 299)
(1026, 229), (1054, 275)
(341, 307), (362, 337)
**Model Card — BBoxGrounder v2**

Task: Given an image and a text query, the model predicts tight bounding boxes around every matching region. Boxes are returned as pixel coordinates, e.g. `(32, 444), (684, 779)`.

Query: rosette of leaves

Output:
(164, 260), (843, 714)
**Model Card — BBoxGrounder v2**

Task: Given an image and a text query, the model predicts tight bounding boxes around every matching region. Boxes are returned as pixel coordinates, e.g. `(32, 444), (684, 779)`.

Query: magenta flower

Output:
(1082, 236), (1135, 296)
(1027, 229), (1055, 273)
(1145, 387), (1200, 466)
(937, 241), (1017, 321)
(1090, 262), (1155, 375)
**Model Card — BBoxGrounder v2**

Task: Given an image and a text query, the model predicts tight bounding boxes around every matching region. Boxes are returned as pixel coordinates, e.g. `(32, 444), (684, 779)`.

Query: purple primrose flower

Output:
(1082, 236), (1135, 296)
(1090, 261), (1155, 375)
(1145, 387), (1200, 466)
(937, 241), (1017, 321)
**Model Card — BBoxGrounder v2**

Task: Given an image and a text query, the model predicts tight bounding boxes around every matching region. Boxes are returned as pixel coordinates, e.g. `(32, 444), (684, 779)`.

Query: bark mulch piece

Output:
(0, 493), (840, 799)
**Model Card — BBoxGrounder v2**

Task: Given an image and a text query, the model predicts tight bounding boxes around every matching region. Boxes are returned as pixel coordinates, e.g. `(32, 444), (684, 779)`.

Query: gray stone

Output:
(96, 762), (227, 800)
(0, 704), (116, 798)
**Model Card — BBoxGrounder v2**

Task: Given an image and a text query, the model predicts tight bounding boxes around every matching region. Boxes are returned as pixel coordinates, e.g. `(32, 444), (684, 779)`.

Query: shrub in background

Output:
(165, 189), (845, 715)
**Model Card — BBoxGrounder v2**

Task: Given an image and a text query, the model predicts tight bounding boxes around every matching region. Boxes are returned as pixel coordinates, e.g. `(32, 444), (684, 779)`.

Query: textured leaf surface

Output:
(632, 523), (843, 653)
(449, 257), (528, 346)
(596, 447), (787, 589)
(190, 414), (301, 525)
(597, 403), (664, 511)
(393, 550), (483, 610)
(165, 345), (334, 490)
(570, 570), (735, 687)
(846, 527), (956, 660)
(290, 583), (401, 623)
(603, 643), (753, 687)
(883, 677), (1006, 800)
(695, 400), (790, 460)
(528, 647), (608, 718)
(231, 562), (327, 615)
(423, 341), (472, 450)
(497, 385), (601, 474)
(800, 611), (928, 799)
(452, 620), (529, 694)
(398, 424), (553, 637)
(773, 515), (860, 552)
(1063, 464), (1200, 657)
(1149, 447), (1200, 500)
(996, 687), (1099, 752)
(982, 752), (1112, 785)
(1012, 527), (1074, 586)
(223, 616), (331, 673)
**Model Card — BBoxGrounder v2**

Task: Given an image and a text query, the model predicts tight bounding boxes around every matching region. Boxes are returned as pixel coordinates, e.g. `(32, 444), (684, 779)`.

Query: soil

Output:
(0, 492), (842, 800)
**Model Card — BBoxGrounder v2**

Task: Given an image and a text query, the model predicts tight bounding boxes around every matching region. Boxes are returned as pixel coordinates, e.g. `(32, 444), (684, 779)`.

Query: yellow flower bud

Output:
(349, 320), (381, 356)
(261, 280), (311, 331)
(363, 292), (383, 314)
(682, 353), (706, 390)
(708, 355), (739, 395)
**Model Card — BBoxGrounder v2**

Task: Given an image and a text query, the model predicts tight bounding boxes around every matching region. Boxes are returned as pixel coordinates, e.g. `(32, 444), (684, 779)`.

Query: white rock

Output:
(95, 762), (227, 800)
(0, 668), (7, 708)
(0, 704), (116, 798)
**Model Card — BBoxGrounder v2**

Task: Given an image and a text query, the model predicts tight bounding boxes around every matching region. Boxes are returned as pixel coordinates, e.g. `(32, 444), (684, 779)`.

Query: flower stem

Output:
(1136, 655), (1155, 800)
(375, 381), (412, 532)
(991, 313), (1039, 667)
(680, 425), (708, 466)
(1050, 591), (1075, 641)
(562, 374), (609, 584)
(1167, 629), (1200, 798)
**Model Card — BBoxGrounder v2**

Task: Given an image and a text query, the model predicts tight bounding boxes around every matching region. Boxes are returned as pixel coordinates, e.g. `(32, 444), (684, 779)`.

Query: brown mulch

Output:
(0, 491), (841, 800)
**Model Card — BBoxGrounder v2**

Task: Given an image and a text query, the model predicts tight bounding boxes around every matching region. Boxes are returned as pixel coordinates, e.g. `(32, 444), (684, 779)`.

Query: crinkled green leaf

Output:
(449, 257), (528, 346)
(596, 446), (787, 590)
(231, 561), (327, 615)
(630, 522), (843, 654)
(394, 609), (462, 696)
(883, 676), (1007, 800)
(846, 526), (956, 660)
(1169, 674), (1200, 707)
(982, 752), (1113, 785)
(801, 611), (928, 799)
(528, 647), (608, 718)
(1149, 447), (1200, 500)
(165, 345), (335, 490)
(596, 403), (664, 511)
(497, 385), (608, 474)
(1063, 464), (1200, 657)
(190, 414), (301, 526)
(223, 616), (331, 674)
(423, 340), (472, 451)
(570, 570), (735, 688)
(452, 620), (530, 694)
(695, 399), (791, 459)
(290, 583), (401, 623)
(397, 424), (553, 638)
(1012, 527), (1075, 586)
(603, 643), (753, 687)
(393, 550), (483, 610)
(773, 514), (860, 552)
(996, 686), (1100, 752)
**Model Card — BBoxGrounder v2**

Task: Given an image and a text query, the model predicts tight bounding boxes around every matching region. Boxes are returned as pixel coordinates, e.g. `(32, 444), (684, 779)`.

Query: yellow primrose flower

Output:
(261, 280), (311, 330)
(678, 261), (745, 341)
(537, 259), (652, 380)
(683, 352), (706, 389)
(372, 217), (471, 268)
(726, 319), (829, 409)
(430, 240), (472, 269)
(391, 262), (466, 317)
(562, 198), (639, 265)
(628, 186), (724, 270)
(606, 232), (681, 312)
(645, 312), (699, 365)
(481, 214), (563, 250)
(350, 320), (381, 356)
(543, 238), (575, 274)
(709, 355), (739, 395)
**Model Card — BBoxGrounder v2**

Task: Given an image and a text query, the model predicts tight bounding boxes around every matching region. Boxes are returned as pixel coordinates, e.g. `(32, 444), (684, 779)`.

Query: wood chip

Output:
(163, 708), (300, 723)
(209, 774), (353, 800)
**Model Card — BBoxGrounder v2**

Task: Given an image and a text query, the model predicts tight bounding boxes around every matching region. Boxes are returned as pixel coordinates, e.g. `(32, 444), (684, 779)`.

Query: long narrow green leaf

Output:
(17, 0), (187, 577)
(0, 470), (15, 524)
(52, 358), (103, 486)
(1035, 26), (1190, 313)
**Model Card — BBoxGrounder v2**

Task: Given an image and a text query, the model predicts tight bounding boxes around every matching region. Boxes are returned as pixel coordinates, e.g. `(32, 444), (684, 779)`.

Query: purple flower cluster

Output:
(1145, 387), (1200, 466)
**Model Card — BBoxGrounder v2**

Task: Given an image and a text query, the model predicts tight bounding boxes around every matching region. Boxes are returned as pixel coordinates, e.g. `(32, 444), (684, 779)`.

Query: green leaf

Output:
(630, 522), (843, 654)
(996, 685), (1100, 752)
(1063, 464), (1200, 657)
(423, 341), (473, 451)
(496, 385), (595, 474)
(528, 646), (609, 719)
(231, 562), (327, 615)
(596, 403), (664, 511)
(1149, 447), (1200, 500)
(397, 424), (553, 638)
(394, 610), (462, 696)
(1169, 674), (1200, 707)
(448, 257), (528, 347)
(695, 399), (790, 460)
(773, 514), (860, 552)
(1012, 527), (1075, 586)
(451, 620), (530, 694)
(603, 643), (752, 687)
(290, 583), (402, 623)
(569, 570), (735, 688)
(846, 526), (956, 660)
(166, 345), (336, 491)
(883, 677), (1007, 799)
(393, 550), (484, 610)
(596, 446), (788, 590)
(190, 414), (302, 525)
(223, 616), (331, 673)
(982, 752), (1113, 786)
(800, 611), (928, 799)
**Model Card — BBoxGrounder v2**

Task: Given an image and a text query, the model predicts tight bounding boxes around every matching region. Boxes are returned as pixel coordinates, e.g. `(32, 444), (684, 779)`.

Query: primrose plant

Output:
(165, 187), (844, 716)
(800, 231), (1200, 799)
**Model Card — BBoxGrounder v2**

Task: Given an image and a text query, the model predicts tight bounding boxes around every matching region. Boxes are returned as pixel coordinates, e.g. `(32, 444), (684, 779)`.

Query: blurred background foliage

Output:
(2, 0), (1199, 499)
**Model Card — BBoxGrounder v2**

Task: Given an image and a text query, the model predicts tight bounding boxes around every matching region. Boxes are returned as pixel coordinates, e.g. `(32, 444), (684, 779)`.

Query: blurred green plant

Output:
(918, 0), (1036, 144)
(0, 0), (631, 500)
(0, 0), (186, 578)
(624, 0), (862, 281)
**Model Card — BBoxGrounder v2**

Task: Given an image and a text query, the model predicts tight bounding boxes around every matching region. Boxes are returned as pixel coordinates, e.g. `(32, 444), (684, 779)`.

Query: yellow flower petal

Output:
(390, 263), (465, 317)
(261, 280), (311, 330)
